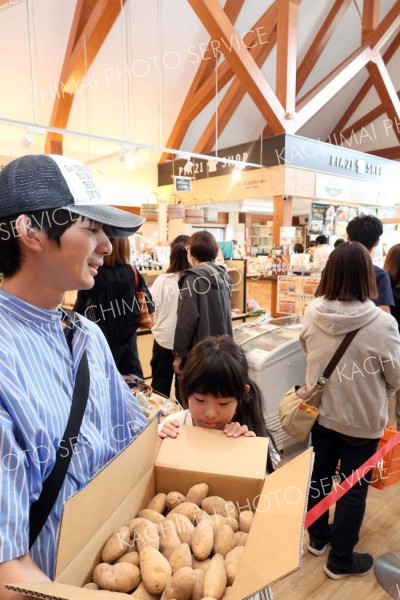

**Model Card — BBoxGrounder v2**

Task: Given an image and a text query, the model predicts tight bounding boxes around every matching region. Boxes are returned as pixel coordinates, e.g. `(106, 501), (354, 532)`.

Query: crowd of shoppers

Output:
(1, 152), (399, 596)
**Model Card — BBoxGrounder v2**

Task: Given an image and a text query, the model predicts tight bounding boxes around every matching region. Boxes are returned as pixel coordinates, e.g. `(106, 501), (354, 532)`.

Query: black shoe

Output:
(324, 553), (374, 580)
(307, 539), (329, 556)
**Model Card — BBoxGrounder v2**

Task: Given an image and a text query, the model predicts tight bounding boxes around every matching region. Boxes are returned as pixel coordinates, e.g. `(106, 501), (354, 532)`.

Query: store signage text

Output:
(330, 155), (382, 177)
(177, 152), (249, 178)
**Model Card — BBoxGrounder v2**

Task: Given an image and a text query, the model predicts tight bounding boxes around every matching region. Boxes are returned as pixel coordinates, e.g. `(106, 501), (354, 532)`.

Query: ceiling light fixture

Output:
(0, 116), (264, 170)
(125, 155), (135, 170)
(232, 165), (242, 181)
(118, 144), (126, 162)
(21, 131), (34, 147)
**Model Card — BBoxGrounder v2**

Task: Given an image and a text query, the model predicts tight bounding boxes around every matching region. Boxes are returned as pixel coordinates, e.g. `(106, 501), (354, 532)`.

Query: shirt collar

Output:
(0, 288), (64, 325)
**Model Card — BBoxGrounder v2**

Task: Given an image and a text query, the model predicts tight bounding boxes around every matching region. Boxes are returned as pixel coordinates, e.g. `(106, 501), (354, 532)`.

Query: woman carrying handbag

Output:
(75, 237), (154, 377)
(301, 242), (400, 580)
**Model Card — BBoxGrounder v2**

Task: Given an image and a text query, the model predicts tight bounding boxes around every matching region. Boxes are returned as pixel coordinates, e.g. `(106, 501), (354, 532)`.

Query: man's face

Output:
(40, 218), (112, 293)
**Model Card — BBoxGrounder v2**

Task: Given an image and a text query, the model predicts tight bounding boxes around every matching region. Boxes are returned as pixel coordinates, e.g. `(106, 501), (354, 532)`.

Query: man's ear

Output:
(14, 215), (42, 250)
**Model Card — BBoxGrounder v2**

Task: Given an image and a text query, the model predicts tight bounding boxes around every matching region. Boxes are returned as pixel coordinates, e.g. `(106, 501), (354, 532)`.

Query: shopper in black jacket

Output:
(173, 231), (232, 375)
(75, 237), (153, 377)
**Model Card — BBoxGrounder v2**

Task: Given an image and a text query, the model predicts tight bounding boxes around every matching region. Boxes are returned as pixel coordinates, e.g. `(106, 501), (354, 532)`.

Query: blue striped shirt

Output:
(0, 289), (147, 577)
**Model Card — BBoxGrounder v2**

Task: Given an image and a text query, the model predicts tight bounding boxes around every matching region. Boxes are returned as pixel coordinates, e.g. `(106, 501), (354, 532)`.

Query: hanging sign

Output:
(174, 176), (192, 192)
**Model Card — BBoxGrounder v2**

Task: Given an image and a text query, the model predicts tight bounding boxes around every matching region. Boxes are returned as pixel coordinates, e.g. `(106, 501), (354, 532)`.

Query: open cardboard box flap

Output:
(8, 419), (313, 600)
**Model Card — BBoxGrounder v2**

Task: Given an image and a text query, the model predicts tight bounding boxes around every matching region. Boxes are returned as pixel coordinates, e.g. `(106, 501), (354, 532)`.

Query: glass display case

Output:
(233, 315), (307, 452)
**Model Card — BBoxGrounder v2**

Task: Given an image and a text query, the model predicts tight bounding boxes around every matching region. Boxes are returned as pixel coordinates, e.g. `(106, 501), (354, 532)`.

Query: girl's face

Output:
(188, 391), (244, 430)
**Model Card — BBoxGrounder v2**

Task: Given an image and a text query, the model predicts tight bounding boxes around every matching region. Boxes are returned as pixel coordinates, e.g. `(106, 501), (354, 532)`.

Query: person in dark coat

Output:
(172, 231), (232, 375)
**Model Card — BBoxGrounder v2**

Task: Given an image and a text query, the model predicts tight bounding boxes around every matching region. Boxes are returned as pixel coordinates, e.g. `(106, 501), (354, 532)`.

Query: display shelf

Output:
(226, 258), (246, 314)
(250, 223), (273, 256)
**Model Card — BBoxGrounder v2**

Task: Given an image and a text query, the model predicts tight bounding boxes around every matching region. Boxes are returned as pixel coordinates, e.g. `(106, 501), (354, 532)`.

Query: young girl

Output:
(159, 335), (280, 473)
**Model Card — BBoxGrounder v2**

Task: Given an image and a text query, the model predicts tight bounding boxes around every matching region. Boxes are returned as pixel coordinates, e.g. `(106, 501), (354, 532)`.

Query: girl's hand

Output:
(223, 422), (256, 438)
(158, 419), (181, 439)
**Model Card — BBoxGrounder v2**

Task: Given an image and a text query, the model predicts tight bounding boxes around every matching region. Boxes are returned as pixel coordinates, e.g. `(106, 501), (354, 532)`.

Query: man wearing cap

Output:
(0, 155), (147, 598)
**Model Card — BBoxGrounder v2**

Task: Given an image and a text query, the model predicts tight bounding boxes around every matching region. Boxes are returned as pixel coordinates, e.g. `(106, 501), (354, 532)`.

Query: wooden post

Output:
(271, 195), (292, 316)
(272, 195), (292, 246)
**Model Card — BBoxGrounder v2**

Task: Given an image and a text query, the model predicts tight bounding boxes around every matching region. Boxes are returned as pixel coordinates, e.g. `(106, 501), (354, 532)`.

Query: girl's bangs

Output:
(186, 356), (243, 399)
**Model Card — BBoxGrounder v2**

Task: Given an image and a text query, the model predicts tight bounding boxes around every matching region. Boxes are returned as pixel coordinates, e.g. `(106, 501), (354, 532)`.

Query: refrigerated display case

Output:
(233, 315), (307, 452)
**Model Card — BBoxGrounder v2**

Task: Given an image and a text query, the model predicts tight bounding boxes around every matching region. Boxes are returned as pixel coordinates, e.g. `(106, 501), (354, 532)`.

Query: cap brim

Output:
(67, 204), (145, 237)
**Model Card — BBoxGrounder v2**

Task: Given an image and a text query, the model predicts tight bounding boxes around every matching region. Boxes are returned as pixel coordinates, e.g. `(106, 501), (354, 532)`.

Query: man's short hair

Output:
(346, 215), (383, 251)
(316, 235), (328, 245)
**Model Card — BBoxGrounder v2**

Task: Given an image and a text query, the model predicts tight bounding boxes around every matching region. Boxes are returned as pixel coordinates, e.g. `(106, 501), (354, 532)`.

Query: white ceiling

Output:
(0, 0), (399, 209)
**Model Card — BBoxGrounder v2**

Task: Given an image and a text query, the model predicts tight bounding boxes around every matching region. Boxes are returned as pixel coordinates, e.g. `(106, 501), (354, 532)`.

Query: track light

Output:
(21, 131), (33, 147)
(118, 144), (138, 168)
(118, 145), (126, 162)
(207, 160), (218, 173)
(125, 154), (135, 170)
(232, 165), (242, 181)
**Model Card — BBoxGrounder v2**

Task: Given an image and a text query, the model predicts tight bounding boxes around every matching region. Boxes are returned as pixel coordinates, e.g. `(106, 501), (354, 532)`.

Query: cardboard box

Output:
(8, 419), (313, 600)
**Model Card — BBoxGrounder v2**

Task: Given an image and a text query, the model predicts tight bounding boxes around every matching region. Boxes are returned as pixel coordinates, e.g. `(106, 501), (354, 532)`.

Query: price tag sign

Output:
(174, 176), (192, 192)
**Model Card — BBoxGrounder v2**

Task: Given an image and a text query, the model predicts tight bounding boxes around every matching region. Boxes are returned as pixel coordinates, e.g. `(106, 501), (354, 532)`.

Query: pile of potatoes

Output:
(84, 483), (254, 599)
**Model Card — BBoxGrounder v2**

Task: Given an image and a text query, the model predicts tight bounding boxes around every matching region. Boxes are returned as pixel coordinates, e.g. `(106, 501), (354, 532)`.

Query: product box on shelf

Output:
(8, 419), (313, 600)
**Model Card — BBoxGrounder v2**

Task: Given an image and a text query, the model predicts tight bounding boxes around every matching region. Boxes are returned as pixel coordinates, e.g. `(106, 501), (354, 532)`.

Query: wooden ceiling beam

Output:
(368, 146), (400, 159)
(45, 0), (126, 154)
(194, 28), (277, 154)
(370, 0), (400, 51)
(276, 0), (299, 115)
(328, 30), (400, 139)
(362, 0), (381, 43)
(338, 90), (400, 140)
(367, 54), (400, 142)
(159, 0), (244, 163)
(188, 0), (287, 133)
(296, 0), (352, 95)
(183, 2), (278, 123)
(295, 46), (373, 131)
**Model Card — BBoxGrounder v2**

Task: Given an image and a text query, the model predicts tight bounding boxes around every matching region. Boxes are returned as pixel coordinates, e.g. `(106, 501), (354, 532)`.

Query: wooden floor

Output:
(271, 482), (400, 599)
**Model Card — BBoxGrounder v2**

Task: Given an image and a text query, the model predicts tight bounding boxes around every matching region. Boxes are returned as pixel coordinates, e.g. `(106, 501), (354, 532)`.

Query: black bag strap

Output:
(29, 316), (90, 548)
(319, 328), (359, 384)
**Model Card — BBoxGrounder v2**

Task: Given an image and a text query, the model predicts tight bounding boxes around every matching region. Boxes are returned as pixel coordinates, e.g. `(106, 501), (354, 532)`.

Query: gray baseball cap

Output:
(0, 154), (145, 237)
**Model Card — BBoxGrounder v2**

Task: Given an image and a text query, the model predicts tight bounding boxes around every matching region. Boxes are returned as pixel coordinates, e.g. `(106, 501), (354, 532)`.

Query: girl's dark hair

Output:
(180, 335), (278, 472)
(0, 209), (77, 277)
(384, 244), (400, 288)
(167, 241), (190, 273)
(188, 231), (218, 262)
(103, 237), (130, 267)
(318, 241), (377, 301)
(170, 234), (189, 248)
(294, 242), (304, 253)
